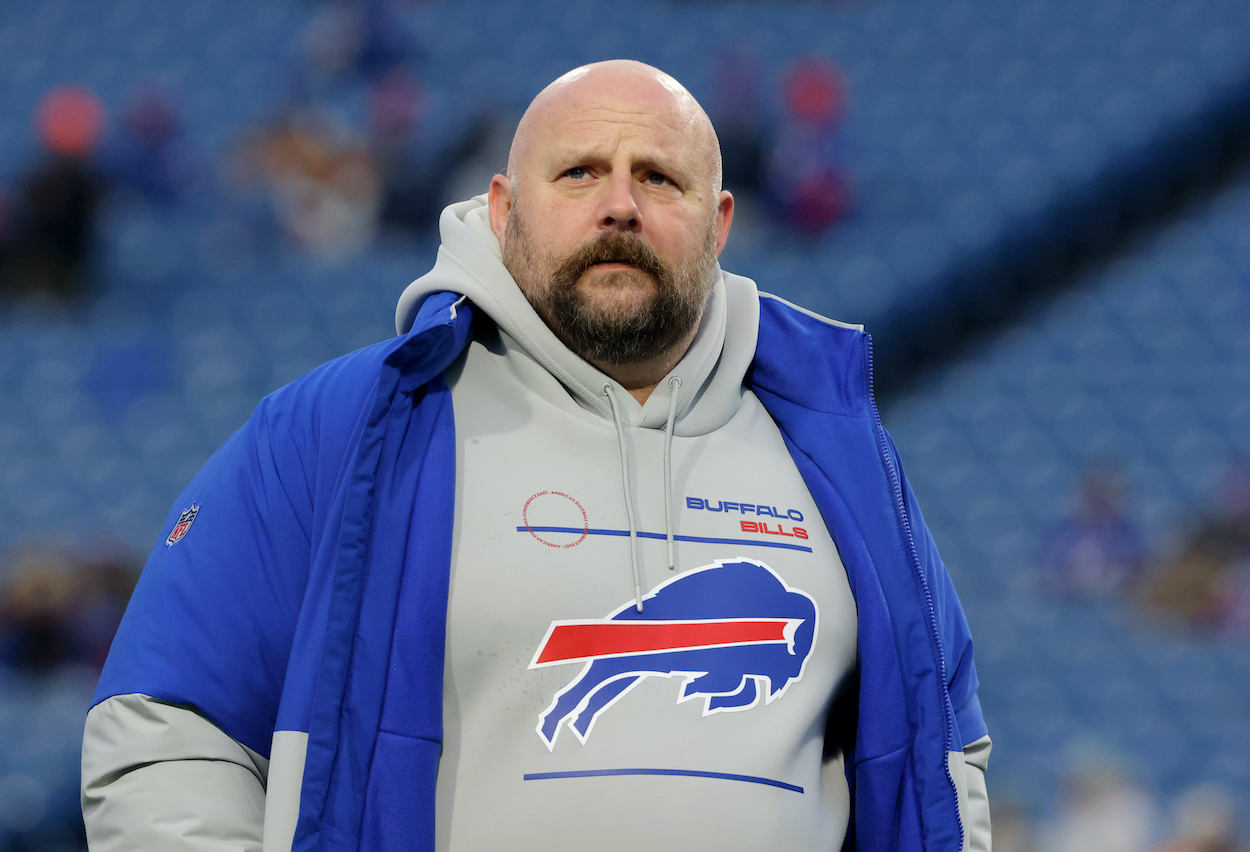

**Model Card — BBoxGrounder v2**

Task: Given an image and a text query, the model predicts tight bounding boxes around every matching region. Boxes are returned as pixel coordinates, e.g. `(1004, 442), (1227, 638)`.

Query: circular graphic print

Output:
(522, 491), (590, 548)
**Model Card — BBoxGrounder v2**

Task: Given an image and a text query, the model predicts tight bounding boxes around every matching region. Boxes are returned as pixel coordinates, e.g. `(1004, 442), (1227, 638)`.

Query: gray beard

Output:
(504, 218), (716, 365)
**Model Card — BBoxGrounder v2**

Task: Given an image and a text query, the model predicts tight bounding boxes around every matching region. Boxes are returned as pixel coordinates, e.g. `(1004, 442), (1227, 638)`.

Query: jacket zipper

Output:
(864, 335), (964, 851)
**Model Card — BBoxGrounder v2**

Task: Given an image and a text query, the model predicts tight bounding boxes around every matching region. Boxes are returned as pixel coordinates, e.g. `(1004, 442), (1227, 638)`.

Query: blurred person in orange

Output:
(0, 85), (106, 300)
(230, 110), (381, 260)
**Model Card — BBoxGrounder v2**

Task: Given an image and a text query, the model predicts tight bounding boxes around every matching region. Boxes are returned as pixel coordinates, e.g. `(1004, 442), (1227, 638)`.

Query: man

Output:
(83, 61), (990, 851)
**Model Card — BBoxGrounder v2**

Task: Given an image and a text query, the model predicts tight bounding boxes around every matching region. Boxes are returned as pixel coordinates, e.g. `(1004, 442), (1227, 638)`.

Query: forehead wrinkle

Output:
(564, 92), (690, 129)
(563, 112), (686, 144)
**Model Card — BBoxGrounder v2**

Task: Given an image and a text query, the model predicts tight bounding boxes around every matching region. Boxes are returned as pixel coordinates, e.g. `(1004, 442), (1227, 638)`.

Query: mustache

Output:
(553, 231), (670, 286)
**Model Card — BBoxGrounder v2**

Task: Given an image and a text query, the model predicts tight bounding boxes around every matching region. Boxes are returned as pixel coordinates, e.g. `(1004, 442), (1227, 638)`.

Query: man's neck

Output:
(591, 327), (698, 406)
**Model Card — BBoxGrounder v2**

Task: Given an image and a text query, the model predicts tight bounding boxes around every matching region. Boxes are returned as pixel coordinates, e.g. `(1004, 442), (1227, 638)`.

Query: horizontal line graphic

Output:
(523, 767), (803, 793)
(516, 526), (812, 553)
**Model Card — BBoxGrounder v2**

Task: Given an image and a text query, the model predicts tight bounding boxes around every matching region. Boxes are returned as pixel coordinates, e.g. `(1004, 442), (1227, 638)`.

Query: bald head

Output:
(507, 60), (722, 193)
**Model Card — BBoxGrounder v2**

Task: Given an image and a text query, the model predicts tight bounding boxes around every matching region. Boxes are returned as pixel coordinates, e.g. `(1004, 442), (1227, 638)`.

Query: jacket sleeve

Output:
(82, 694), (268, 852)
(84, 347), (379, 846)
(82, 389), (313, 847)
(90, 391), (316, 755)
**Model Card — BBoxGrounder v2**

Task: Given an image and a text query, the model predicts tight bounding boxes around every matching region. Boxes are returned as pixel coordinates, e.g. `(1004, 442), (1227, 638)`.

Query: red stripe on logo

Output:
(534, 620), (791, 665)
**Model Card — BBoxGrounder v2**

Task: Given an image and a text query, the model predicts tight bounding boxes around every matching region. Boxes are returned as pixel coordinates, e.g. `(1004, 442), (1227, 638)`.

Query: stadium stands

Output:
(887, 170), (1250, 812)
(2, 0), (1249, 844)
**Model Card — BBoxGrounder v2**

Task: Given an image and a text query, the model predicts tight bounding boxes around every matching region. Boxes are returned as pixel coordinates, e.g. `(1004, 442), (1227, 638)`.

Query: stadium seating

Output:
(1, 0), (1249, 839)
(887, 172), (1250, 809)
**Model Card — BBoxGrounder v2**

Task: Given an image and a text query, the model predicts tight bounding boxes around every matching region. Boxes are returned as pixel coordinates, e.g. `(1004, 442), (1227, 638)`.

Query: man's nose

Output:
(598, 173), (641, 233)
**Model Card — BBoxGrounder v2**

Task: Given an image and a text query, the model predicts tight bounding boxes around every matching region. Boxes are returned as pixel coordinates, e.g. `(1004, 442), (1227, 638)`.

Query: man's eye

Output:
(565, 167), (590, 179)
(646, 172), (672, 185)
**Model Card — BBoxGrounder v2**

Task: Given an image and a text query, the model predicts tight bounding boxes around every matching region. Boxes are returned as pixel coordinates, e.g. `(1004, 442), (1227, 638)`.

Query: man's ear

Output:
(714, 190), (735, 256)
(488, 174), (512, 251)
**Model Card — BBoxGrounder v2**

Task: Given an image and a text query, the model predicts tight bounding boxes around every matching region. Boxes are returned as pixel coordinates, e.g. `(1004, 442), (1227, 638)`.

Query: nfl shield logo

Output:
(166, 503), (200, 547)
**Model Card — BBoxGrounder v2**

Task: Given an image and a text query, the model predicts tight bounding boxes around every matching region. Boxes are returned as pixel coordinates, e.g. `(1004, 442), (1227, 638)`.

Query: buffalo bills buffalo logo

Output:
(529, 559), (818, 749)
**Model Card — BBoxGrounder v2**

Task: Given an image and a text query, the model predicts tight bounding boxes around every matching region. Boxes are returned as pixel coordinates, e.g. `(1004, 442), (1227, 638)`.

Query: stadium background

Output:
(1, 0), (1249, 848)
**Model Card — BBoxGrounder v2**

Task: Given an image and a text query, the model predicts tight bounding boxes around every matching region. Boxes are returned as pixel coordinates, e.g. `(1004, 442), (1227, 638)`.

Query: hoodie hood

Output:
(395, 195), (759, 436)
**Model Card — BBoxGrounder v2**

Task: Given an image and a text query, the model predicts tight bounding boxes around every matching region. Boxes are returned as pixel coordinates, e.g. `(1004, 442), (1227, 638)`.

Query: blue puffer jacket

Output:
(95, 290), (985, 852)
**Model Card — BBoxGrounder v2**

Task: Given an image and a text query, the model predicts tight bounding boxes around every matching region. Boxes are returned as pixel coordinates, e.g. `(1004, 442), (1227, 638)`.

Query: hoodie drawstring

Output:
(663, 376), (682, 571)
(604, 384), (644, 612)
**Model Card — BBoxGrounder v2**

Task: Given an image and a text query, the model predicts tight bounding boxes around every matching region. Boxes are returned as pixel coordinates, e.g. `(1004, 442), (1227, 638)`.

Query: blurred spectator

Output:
(0, 549), (78, 674)
(1038, 463), (1146, 600)
(368, 66), (439, 231)
(1154, 784), (1247, 852)
(108, 86), (199, 206)
(0, 85), (106, 300)
(355, 0), (419, 81)
(301, 0), (417, 88)
(302, 3), (366, 84)
(992, 799), (1036, 852)
(230, 110), (381, 260)
(367, 67), (503, 234)
(0, 543), (131, 851)
(0, 544), (139, 675)
(370, 66), (425, 153)
(765, 57), (854, 234)
(431, 113), (515, 221)
(1144, 455), (1250, 633)
(1035, 760), (1157, 852)
(707, 48), (767, 200)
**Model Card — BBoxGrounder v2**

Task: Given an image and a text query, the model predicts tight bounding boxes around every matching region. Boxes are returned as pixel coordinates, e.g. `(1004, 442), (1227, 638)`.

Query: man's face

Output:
(491, 71), (733, 366)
